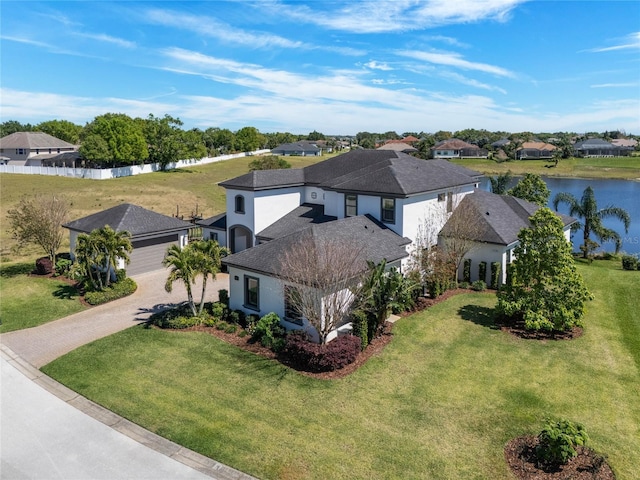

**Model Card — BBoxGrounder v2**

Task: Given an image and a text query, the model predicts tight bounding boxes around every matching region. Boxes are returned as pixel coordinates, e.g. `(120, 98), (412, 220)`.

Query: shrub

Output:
(224, 324), (238, 334)
(209, 301), (227, 321)
(470, 280), (486, 291)
(218, 289), (229, 306)
(283, 332), (361, 372)
(458, 281), (470, 289)
(84, 278), (137, 305)
(54, 257), (73, 277)
(490, 262), (501, 289)
(350, 309), (369, 350)
(463, 259), (471, 283)
(231, 309), (247, 328)
(621, 254), (639, 271)
(536, 419), (589, 467)
(35, 257), (54, 275)
(478, 261), (487, 284)
(115, 268), (127, 282)
(251, 312), (285, 350)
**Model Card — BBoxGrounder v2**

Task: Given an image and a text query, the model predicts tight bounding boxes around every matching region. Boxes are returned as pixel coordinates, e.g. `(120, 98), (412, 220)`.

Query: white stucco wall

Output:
(254, 188), (302, 234)
(303, 186), (326, 205)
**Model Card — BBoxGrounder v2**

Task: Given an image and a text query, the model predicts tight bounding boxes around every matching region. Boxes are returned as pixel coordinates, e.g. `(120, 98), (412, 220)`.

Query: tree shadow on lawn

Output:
(0, 263), (34, 278)
(52, 283), (81, 300)
(457, 304), (500, 329)
(136, 303), (186, 320)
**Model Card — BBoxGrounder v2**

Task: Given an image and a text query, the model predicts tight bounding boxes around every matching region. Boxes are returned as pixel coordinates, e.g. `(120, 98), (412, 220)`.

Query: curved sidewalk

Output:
(1, 271), (257, 480)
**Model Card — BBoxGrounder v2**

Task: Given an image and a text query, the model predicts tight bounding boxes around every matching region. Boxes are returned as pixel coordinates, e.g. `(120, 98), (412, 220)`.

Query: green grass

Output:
(0, 155), (326, 263)
(42, 259), (640, 479)
(0, 262), (86, 333)
(450, 156), (640, 180)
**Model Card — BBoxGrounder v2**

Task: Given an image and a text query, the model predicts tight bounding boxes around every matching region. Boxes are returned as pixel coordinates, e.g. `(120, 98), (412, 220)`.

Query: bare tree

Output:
(7, 194), (70, 263)
(277, 237), (366, 344)
(438, 198), (484, 283)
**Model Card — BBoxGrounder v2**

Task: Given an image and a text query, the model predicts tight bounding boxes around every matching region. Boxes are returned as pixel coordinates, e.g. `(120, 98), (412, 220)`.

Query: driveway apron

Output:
(0, 271), (257, 480)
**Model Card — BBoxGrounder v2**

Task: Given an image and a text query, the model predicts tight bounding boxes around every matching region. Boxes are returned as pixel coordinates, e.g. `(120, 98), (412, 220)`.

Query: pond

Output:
(480, 176), (640, 255)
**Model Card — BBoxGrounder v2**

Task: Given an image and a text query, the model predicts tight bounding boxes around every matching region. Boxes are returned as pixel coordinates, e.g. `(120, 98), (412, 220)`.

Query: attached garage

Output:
(64, 203), (193, 276)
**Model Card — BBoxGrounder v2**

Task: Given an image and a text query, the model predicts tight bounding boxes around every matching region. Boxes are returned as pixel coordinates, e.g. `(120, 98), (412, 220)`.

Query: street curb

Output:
(0, 343), (258, 480)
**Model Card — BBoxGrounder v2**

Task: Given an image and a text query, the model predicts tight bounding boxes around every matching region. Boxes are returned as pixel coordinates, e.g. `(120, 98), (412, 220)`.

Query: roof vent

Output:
(486, 211), (490, 215)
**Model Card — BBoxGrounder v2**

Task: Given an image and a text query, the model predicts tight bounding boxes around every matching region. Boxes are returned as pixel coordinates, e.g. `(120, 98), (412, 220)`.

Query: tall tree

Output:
(553, 186), (631, 258)
(235, 126), (264, 152)
(36, 119), (83, 144)
(507, 173), (550, 206)
(203, 127), (236, 155)
(0, 120), (34, 137)
(189, 240), (229, 315)
(80, 113), (148, 166)
(307, 130), (325, 141)
(143, 114), (206, 169)
(163, 244), (199, 317)
(496, 208), (592, 332)
(7, 194), (70, 264)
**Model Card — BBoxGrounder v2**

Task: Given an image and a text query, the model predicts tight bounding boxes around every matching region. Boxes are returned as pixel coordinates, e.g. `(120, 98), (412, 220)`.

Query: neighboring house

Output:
(64, 203), (193, 276)
(376, 142), (418, 154)
(611, 138), (637, 149)
(516, 141), (556, 160)
(432, 139), (488, 159)
(574, 138), (632, 157)
(271, 142), (321, 156)
(438, 190), (576, 285)
(0, 132), (77, 166)
(491, 138), (510, 149)
(218, 149), (481, 340)
(222, 215), (411, 343)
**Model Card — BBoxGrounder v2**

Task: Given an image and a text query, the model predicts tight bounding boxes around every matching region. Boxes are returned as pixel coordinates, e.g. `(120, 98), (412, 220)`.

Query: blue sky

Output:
(1, 1), (639, 135)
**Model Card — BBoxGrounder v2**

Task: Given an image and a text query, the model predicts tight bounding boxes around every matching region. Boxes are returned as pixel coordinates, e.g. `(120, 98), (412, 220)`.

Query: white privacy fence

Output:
(0, 150), (270, 180)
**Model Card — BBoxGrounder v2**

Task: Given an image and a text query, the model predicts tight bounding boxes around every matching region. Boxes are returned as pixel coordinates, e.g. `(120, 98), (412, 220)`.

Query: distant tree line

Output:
(1, 117), (637, 168)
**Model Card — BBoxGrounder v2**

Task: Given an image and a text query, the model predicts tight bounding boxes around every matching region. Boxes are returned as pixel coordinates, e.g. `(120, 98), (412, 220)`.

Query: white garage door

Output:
(128, 234), (179, 276)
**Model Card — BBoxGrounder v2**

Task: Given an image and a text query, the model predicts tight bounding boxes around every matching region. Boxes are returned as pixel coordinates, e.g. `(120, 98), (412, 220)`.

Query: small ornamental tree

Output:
(507, 173), (550, 207)
(496, 208), (592, 332)
(7, 194), (69, 264)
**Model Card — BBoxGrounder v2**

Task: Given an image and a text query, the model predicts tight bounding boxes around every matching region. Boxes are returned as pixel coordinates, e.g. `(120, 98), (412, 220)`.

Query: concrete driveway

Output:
(1, 270), (257, 480)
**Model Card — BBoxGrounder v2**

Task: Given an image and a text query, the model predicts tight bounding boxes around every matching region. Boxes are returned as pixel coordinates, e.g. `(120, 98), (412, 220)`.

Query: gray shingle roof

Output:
(256, 204), (337, 241)
(271, 142), (321, 154)
(574, 138), (615, 149)
(218, 169), (305, 190)
(222, 215), (410, 277)
(63, 204), (193, 237)
(440, 190), (575, 246)
(0, 132), (76, 149)
(221, 150), (480, 196)
(197, 213), (227, 230)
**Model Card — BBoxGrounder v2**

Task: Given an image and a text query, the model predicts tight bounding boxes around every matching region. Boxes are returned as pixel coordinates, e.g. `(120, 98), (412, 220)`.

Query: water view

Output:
(481, 176), (640, 255)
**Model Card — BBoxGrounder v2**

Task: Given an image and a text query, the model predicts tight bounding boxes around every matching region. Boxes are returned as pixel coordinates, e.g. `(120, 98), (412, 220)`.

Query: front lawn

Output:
(42, 260), (640, 479)
(0, 262), (87, 333)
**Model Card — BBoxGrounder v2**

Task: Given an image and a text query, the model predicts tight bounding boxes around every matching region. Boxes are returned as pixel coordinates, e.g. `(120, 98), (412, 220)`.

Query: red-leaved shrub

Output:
(283, 332), (361, 372)
(35, 257), (54, 275)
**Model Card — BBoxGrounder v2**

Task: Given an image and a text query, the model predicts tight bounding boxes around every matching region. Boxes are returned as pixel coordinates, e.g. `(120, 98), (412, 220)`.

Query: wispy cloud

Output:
(591, 82), (638, 88)
(364, 61), (393, 71)
(73, 32), (136, 49)
(0, 35), (103, 59)
(440, 71), (507, 94)
(262, 0), (527, 33)
(397, 50), (514, 77)
(587, 32), (640, 52)
(145, 8), (303, 49)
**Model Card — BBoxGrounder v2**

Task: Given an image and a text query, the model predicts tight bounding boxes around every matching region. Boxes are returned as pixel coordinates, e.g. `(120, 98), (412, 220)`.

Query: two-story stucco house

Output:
(217, 149), (482, 340)
(0, 132), (77, 166)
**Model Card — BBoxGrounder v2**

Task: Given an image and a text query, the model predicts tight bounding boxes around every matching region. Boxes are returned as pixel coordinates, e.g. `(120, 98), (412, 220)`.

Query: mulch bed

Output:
(504, 436), (615, 479)
(495, 316), (584, 341)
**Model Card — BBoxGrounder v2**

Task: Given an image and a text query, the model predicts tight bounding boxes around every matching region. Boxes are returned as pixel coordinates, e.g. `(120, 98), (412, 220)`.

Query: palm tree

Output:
(190, 240), (230, 315)
(163, 244), (198, 316)
(74, 232), (102, 290)
(489, 170), (512, 194)
(553, 186), (631, 258)
(95, 225), (132, 287)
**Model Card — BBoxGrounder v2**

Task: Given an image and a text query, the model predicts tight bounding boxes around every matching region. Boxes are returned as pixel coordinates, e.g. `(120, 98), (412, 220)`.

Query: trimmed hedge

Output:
(463, 259), (471, 283)
(35, 257), (54, 275)
(621, 254), (639, 271)
(490, 262), (501, 289)
(478, 261), (487, 284)
(283, 332), (361, 373)
(84, 278), (137, 305)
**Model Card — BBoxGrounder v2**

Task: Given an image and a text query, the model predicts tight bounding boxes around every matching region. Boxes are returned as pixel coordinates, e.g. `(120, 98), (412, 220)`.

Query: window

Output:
(447, 192), (453, 213)
(235, 195), (245, 214)
(345, 194), (357, 217)
(381, 198), (395, 224)
(284, 285), (303, 325)
(244, 276), (259, 310)
(209, 232), (218, 242)
(438, 193), (446, 202)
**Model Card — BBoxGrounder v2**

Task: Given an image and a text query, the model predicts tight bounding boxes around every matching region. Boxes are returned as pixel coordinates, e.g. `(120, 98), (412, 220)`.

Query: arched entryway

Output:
(229, 225), (253, 253)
